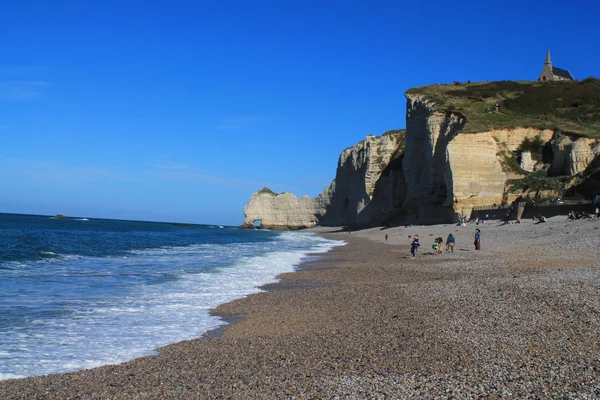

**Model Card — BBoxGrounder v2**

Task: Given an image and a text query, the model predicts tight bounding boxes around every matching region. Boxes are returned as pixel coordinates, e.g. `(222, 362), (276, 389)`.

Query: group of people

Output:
(409, 231), (478, 259)
(567, 209), (597, 221)
(431, 237), (444, 254)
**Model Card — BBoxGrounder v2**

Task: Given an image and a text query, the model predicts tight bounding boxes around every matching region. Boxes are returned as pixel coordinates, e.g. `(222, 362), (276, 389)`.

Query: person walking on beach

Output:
(410, 235), (420, 259)
(474, 229), (481, 250)
(446, 233), (455, 252)
(385, 233), (388, 241)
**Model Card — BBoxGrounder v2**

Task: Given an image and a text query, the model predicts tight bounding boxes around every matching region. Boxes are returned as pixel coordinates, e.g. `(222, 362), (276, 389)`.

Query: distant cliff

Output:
(242, 188), (324, 230)
(318, 131), (404, 226)
(243, 79), (600, 229)
(241, 132), (403, 229)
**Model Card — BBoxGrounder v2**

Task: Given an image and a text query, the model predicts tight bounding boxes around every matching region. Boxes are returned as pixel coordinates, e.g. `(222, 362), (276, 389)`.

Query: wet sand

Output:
(1, 217), (600, 398)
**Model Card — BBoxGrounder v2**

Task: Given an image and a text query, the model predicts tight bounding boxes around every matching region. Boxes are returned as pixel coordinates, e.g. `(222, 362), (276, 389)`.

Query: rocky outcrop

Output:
(242, 90), (600, 229)
(520, 151), (535, 172)
(242, 189), (323, 230)
(450, 127), (558, 216)
(550, 134), (598, 176)
(400, 95), (466, 222)
(488, 128), (554, 152)
(243, 132), (404, 229)
(319, 132), (404, 226)
(446, 132), (507, 213)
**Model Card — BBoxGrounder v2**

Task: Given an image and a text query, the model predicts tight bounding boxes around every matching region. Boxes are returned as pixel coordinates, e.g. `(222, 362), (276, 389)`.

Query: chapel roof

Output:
(552, 66), (574, 80)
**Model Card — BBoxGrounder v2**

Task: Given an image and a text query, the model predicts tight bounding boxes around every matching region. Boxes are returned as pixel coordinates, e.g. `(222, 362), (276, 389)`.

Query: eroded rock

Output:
(242, 94), (600, 228)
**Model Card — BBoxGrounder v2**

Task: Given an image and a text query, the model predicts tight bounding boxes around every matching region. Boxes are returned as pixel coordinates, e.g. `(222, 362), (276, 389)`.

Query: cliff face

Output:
(243, 132), (403, 229)
(446, 132), (506, 214)
(243, 87), (600, 229)
(449, 128), (554, 216)
(319, 132), (404, 226)
(401, 95), (467, 222)
(242, 189), (324, 230)
(550, 135), (598, 176)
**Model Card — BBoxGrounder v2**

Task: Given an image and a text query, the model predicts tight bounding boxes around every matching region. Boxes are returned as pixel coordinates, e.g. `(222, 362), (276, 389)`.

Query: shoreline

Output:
(201, 245), (347, 341)
(0, 232), (346, 382)
(2, 217), (600, 398)
(0, 229), (341, 383)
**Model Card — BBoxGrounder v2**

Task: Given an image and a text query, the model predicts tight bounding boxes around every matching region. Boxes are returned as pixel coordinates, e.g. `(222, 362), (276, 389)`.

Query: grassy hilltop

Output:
(406, 78), (600, 136)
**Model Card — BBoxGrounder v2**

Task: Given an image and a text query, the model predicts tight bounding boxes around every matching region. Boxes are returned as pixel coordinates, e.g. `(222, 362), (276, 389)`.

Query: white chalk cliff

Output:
(243, 92), (600, 229)
(242, 189), (325, 230)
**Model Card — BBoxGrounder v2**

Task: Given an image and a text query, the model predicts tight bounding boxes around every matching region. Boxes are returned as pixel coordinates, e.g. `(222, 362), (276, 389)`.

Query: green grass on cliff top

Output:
(406, 78), (600, 136)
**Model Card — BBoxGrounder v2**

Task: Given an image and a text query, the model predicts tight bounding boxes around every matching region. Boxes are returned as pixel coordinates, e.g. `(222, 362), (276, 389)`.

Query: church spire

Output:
(545, 49), (552, 65)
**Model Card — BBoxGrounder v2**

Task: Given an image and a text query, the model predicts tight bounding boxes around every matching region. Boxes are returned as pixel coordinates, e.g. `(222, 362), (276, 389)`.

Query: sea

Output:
(0, 213), (344, 380)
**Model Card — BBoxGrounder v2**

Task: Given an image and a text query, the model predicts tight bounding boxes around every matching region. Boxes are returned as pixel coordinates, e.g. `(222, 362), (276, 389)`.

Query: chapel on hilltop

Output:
(538, 49), (574, 81)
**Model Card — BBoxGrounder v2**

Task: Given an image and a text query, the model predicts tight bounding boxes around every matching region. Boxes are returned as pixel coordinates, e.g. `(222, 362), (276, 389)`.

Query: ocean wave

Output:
(0, 231), (344, 379)
(0, 262), (28, 270)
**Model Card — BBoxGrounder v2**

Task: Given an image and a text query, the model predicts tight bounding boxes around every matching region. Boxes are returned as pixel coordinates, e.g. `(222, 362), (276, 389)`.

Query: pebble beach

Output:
(1, 216), (600, 399)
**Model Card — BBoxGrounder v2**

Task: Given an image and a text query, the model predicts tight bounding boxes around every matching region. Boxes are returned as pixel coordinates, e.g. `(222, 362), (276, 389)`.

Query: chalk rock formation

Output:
(550, 134), (599, 176)
(320, 132), (404, 226)
(489, 128), (554, 152)
(446, 132), (507, 212)
(242, 189), (321, 230)
(520, 151), (535, 172)
(243, 132), (404, 229)
(400, 94), (466, 222)
(242, 90), (600, 229)
(395, 99), (556, 221)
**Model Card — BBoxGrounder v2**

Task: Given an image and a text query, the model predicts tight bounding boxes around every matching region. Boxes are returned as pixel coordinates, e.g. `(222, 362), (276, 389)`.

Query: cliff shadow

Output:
(400, 107), (466, 225)
(359, 152), (407, 227)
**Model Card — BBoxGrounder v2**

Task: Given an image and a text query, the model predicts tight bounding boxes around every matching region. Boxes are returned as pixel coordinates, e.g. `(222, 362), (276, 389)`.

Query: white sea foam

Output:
(0, 373), (26, 380)
(0, 232), (344, 380)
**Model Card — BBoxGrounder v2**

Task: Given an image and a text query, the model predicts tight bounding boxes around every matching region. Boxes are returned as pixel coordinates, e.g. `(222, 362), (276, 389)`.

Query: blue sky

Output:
(0, 0), (598, 225)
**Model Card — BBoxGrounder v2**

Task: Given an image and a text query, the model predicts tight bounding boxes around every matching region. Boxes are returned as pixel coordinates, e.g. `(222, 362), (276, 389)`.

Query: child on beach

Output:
(432, 240), (439, 254)
(474, 229), (481, 250)
(446, 234), (455, 252)
(410, 235), (420, 259)
(435, 237), (444, 254)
